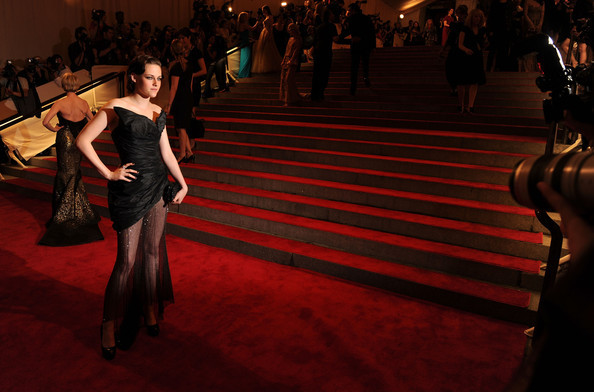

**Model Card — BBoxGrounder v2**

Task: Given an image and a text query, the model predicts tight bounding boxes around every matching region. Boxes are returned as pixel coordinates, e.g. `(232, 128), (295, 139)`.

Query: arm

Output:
(158, 128), (188, 204)
(192, 58), (207, 79)
(458, 31), (473, 55)
(42, 101), (63, 132)
(76, 104), (137, 182)
(84, 101), (94, 121)
(289, 40), (302, 66)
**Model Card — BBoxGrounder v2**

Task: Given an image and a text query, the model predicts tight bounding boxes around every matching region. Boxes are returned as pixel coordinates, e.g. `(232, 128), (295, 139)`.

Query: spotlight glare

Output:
(399, 13), (404, 19)
(281, 2), (287, 7)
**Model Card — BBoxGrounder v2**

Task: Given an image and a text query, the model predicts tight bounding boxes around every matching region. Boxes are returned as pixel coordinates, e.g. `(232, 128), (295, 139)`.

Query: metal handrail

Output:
(0, 71), (125, 132)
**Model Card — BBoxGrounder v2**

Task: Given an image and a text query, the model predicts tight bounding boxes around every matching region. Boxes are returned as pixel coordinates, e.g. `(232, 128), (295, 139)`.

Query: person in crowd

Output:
(69, 27), (94, 72)
(486, 0), (519, 71)
(519, 0), (545, 71)
(457, 9), (487, 113)
(311, 7), (339, 101)
(443, 5), (469, 97)
(280, 23), (304, 106)
(218, 18), (233, 47)
(505, 176), (594, 390)
(176, 28), (206, 114)
(76, 55), (188, 361)
(202, 27), (229, 98)
(572, 0), (593, 67)
(3, 60), (42, 120)
(383, 21), (395, 47)
(341, 2), (375, 95)
(47, 54), (72, 85)
(392, 20), (405, 47)
(237, 12), (253, 78)
(442, 8), (455, 46)
(273, 11), (290, 57)
(167, 39), (199, 163)
(547, 0), (572, 51)
(40, 73), (103, 246)
(252, 5), (282, 73)
(138, 28), (160, 58)
(157, 25), (176, 66)
(88, 9), (108, 45)
(95, 26), (119, 65)
(423, 19), (438, 46)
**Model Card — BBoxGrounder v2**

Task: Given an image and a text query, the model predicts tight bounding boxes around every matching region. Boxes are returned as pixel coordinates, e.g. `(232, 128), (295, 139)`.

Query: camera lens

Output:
(510, 151), (594, 213)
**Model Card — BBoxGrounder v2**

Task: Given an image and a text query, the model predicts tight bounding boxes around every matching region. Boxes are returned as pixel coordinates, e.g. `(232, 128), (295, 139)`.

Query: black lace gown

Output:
(103, 106), (174, 324)
(39, 113), (104, 246)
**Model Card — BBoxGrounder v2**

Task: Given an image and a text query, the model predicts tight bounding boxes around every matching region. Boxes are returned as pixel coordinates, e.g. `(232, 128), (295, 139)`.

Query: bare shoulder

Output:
(152, 103), (163, 113)
(102, 97), (126, 110)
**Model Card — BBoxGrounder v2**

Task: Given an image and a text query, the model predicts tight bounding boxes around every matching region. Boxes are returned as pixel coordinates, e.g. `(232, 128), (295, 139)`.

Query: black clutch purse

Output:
(187, 118), (205, 139)
(163, 181), (182, 204)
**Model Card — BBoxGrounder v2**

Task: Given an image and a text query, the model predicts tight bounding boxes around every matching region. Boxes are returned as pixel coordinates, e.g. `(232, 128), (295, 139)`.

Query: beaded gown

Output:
(39, 113), (104, 246)
(103, 106), (174, 324)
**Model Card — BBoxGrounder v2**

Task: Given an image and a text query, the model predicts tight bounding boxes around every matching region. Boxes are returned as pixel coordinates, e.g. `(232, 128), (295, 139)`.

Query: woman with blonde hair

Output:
(457, 9), (487, 113)
(237, 12), (253, 78)
(40, 72), (103, 246)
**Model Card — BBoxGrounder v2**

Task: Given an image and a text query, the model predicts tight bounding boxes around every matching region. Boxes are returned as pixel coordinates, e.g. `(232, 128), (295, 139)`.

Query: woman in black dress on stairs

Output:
(457, 9), (487, 114)
(40, 73), (103, 246)
(76, 55), (188, 360)
(166, 38), (205, 163)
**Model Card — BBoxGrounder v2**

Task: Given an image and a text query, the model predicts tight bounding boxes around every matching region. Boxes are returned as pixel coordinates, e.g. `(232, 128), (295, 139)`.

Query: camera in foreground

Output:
(509, 151), (594, 214)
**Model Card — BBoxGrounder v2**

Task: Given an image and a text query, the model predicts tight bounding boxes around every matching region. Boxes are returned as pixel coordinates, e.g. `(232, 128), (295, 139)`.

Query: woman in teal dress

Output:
(237, 12), (252, 78)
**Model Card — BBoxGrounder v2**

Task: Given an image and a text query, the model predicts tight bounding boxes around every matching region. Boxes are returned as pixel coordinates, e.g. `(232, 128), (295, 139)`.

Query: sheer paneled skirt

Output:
(103, 199), (174, 325)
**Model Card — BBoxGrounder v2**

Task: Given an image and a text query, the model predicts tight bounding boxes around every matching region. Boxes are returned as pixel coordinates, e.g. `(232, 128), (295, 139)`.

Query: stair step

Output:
(0, 177), (534, 324)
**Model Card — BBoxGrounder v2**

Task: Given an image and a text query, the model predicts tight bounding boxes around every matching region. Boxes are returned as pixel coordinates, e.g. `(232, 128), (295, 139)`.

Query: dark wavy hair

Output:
(126, 55), (162, 93)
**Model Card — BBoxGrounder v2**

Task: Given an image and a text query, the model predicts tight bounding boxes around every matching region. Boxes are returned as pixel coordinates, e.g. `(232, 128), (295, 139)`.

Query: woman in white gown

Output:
(251, 5), (282, 73)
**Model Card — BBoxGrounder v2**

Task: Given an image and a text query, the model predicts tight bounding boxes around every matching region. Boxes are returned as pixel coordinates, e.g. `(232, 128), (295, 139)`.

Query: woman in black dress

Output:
(76, 55), (188, 360)
(166, 39), (194, 163)
(40, 73), (103, 246)
(457, 9), (487, 113)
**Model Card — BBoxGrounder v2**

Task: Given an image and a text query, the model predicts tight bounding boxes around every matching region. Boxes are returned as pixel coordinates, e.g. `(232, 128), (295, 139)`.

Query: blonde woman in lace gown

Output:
(252, 5), (282, 73)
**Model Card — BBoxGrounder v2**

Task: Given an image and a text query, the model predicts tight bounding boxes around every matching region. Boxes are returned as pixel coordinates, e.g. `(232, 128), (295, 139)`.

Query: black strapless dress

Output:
(108, 107), (170, 231)
(39, 113), (104, 246)
(102, 106), (174, 323)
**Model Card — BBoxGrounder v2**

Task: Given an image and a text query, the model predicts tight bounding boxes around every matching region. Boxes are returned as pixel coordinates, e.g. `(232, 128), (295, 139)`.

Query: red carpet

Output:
(0, 189), (527, 391)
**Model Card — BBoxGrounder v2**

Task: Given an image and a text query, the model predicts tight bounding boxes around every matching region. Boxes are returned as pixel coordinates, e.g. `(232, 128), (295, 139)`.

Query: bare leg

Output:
(102, 219), (143, 348)
(457, 85), (467, 112)
(138, 200), (168, 323)
(177, 129), (190, 162)
(578, 43), (588, 65)
(102, 199), (168, 346)
(468, 84), (479, 110)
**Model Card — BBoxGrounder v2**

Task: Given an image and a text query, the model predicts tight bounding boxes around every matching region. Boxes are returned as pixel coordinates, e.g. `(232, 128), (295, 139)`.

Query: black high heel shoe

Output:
(146, 323), (160, 337)
(100, 325), (116, 360)
(182, 154), (195, 164)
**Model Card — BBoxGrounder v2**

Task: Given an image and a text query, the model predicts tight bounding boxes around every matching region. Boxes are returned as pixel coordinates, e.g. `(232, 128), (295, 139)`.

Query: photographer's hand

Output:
(537, 181), (594, 261)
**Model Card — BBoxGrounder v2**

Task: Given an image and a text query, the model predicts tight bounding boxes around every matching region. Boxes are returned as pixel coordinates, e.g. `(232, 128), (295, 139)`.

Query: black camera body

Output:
(510, 34), (594, 216)
(91, 9), (106, 22)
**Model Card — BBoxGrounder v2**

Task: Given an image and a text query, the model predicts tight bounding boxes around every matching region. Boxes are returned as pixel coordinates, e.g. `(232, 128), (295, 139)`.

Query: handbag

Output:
(163, 181), (182, 204)
(187, 118), (205, 139)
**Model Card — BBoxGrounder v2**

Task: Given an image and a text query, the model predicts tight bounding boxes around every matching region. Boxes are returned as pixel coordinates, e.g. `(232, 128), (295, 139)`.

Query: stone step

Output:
(0, 175), (538, 325)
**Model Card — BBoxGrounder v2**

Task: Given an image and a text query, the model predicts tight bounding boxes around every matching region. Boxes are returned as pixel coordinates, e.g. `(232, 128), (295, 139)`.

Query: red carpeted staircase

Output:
(1, 46), (552, 324)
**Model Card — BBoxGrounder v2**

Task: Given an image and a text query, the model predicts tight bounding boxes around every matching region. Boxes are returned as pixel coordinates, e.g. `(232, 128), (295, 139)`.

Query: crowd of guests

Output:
(3, 0), (594, 114)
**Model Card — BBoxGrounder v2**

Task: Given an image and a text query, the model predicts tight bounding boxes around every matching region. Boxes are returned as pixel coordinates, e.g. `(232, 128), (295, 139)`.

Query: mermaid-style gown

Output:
(39, 113), (104, 246)
(103, 106), (174, 324)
